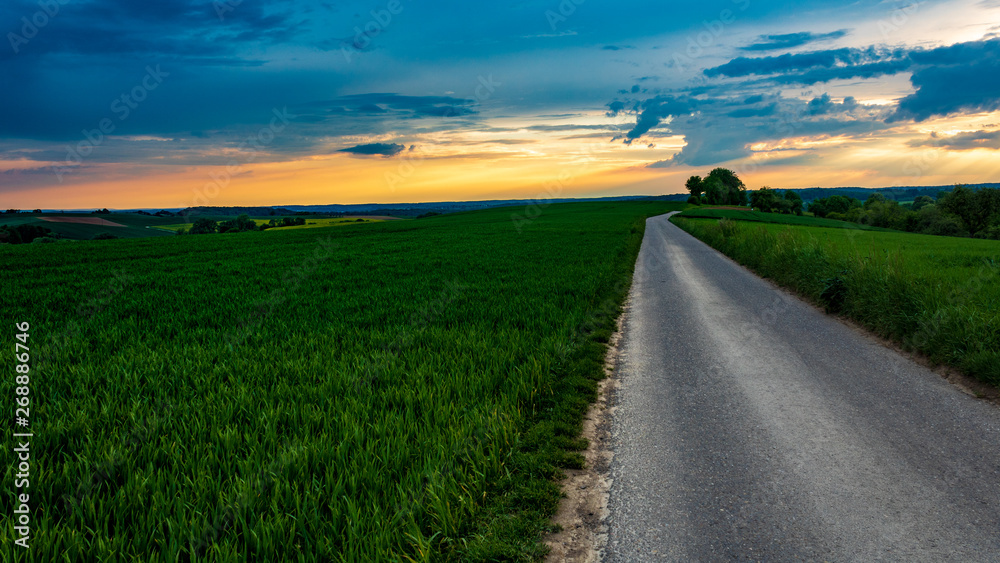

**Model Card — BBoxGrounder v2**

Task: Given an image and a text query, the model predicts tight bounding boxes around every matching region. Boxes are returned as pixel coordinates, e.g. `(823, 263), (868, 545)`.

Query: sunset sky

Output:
(2, 0), (1000, 209)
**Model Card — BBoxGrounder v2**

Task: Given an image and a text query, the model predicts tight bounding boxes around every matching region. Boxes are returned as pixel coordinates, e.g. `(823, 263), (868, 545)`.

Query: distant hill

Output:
(277, 196), (653, 216)
(179, 206), (296, 217)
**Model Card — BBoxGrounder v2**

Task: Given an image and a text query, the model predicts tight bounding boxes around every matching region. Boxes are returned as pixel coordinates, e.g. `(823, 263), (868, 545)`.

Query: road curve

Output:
(604, 212), (1000, 562)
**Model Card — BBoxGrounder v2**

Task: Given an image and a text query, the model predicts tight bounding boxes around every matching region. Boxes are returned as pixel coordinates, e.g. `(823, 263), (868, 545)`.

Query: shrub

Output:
(189, 218), (218, 234)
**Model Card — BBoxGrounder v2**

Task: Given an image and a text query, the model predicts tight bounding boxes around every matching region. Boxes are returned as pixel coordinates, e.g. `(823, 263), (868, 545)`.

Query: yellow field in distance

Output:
(156, 216), (400, 232)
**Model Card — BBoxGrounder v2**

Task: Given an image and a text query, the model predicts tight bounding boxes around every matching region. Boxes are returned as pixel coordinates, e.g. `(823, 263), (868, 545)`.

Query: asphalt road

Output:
(605, 212), (1000, 562)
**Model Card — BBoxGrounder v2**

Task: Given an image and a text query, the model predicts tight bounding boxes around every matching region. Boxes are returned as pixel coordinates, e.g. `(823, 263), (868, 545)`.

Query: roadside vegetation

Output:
(0, 200), (682, 561)
(671, 216), (1000, 387)
(804, 185), (1000, 238)
(674, 207), (894, 231)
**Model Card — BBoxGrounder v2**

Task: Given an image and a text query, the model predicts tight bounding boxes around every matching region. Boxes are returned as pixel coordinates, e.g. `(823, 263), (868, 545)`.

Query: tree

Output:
(864, 193), (887, 209)
(938, 185), (1000, 235)
(685, 175), (704, 198)
(189, 218), (218, 234)
(784, 190), (803, 215)
(810, 195), (860, 217)
(0, 224), (54, 244)
(702, 177), (725, 205)
(218, 214), (258, 233)
(750, 187), (779, 212)
(705, 168), (748, 206)
(911, 195), (934, 211)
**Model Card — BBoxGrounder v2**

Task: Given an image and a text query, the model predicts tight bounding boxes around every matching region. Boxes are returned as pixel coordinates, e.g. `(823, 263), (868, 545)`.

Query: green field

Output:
(0, 213), (180, 240)
(672, 216), (1000, 385)
(157, 217), (391, 233)
(1, 201), (682, 561)
(676, 207), (896, 231)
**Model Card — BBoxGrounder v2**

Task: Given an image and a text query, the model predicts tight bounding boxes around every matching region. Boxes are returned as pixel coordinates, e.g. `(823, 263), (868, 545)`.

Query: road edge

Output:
(542, 302), (626, 562)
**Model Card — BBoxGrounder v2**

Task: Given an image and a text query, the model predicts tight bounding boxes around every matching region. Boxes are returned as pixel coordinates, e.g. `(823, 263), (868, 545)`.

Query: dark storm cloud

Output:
(338, 143), (407, 156)
(701, 38), (1000, 120)
(295, 94), (478, 121)
(806, 94), (858, 115)
(891, 39), (1000, 122)
(612, 36), (1000, 165)
(704, 46), (909, 78)
(614, 95), (698, 143)
(0, 0), (300, 61)
(741, 30), (848, 52)
(612, 87), (883, 166)
(909, 130), (1000, 150)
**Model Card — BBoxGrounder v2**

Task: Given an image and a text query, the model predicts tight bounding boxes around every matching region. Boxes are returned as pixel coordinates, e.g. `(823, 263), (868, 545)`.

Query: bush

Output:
(32, 236), (59, 244)
(220, 214), (258, 233)
(189, 218), (218, 235)
(92, 232), (119, 240)
(686, 195), (701, 205)
(0, 223), (55, 244)
(819, 271), (848, 313)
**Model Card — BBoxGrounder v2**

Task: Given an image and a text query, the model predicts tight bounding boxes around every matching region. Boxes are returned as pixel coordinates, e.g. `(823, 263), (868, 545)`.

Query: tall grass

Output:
(673, 217), (1000, 386)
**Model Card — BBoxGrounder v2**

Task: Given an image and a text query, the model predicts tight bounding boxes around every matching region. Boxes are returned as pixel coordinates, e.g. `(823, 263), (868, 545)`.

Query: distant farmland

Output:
(156, 216), (398, 232)
(0, 213), (179, 240)
(0, 200), (683, 561)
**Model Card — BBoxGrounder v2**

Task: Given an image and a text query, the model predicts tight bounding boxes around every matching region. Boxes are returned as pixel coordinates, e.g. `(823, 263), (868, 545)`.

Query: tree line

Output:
(180, 214), (306, 235)
(684, 170), (998, 239)
(806, 185), (1000, 237)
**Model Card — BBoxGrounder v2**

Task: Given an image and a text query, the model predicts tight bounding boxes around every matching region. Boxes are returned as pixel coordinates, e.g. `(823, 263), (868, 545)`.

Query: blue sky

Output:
(2, 0), (999, 207)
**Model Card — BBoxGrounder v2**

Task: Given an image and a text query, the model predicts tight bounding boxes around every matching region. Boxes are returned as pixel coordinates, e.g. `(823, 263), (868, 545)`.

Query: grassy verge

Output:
(676, 207), (896, 230)
(1, 200), (682, 561)
(671, 216), (1000, 387)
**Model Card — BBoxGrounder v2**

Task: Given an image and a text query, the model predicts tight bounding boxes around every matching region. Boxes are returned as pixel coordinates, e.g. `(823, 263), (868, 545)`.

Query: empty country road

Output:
(604, 212), (1000, 562)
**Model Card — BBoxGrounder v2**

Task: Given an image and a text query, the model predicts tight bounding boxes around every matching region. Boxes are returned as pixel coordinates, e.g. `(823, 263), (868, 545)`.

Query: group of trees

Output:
(805, 185), (1000, 238)
(685, 168), (749, 206)
(183, 214), (306, 235)
(749, 187), (803, 215)
(681, 171), (999, 239)
(0, 224), (55, 244)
